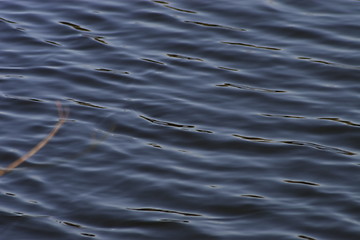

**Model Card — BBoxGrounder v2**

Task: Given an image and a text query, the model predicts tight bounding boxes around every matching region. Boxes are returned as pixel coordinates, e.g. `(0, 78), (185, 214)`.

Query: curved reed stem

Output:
(0, 101), (68, 176)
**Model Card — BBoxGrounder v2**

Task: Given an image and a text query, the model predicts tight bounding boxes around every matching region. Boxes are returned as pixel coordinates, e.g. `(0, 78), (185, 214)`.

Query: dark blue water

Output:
(1, 0), (359, 239)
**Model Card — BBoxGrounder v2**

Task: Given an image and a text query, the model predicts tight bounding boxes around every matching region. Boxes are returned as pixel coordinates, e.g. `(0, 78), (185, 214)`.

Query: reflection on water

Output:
(0, 0), (360, 239)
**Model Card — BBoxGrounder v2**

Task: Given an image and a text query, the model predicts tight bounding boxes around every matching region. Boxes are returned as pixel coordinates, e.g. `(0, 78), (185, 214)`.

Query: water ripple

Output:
(1, 0), (359, 239)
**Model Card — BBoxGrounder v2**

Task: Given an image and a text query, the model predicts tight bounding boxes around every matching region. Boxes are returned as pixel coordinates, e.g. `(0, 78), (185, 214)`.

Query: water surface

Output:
(0, 0), (359, 239)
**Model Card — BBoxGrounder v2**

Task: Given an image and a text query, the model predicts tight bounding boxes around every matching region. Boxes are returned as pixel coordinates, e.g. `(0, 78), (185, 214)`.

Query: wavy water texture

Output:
(0, 0), (359, 239)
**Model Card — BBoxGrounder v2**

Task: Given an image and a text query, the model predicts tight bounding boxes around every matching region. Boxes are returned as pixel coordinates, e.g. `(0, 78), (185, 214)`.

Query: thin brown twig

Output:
(0, 101), (68, 176)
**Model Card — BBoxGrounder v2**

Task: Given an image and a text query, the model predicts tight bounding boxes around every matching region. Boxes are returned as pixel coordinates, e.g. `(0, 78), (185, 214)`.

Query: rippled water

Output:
(1, 0), (359, 239)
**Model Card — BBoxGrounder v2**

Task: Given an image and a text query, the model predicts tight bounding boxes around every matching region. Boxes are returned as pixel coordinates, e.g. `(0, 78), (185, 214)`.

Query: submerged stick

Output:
(0, 101), (68, 176)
